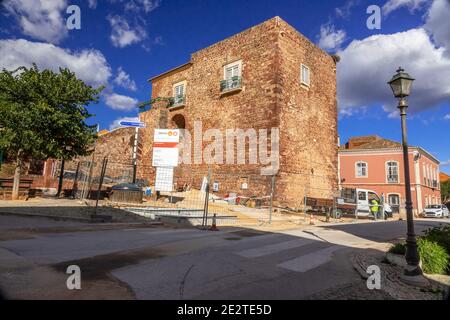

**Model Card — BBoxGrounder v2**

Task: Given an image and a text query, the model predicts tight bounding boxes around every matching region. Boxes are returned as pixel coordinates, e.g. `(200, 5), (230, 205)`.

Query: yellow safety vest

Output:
(371, 200), (379, 213)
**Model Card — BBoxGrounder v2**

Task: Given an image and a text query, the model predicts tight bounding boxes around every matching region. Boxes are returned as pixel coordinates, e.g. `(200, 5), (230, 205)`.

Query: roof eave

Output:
(147, 62), (192, 83)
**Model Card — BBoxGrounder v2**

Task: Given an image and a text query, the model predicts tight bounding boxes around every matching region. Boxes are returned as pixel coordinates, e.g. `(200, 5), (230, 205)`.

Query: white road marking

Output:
(138, 229), (196, 236)
(236, 238), (314, 258)
(277, 246), (341, 273)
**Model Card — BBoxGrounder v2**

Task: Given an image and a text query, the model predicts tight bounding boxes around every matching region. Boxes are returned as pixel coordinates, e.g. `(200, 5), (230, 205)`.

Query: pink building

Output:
(338, 136), (441, 216)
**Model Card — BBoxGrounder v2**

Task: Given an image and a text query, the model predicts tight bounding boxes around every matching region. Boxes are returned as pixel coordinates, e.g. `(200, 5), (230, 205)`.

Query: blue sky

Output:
(0, 0), (449, 173)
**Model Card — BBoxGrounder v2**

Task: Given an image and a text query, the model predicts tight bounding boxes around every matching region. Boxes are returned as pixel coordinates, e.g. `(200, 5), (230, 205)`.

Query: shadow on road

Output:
(319, 219), (450, 242)
(0, 211), (448, 300)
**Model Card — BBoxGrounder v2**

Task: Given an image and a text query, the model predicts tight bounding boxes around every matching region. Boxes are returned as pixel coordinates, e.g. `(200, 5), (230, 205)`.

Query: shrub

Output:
(422, 226), (450, 255)
(417, 238), (449, 275)
(389, 242), (406, 255)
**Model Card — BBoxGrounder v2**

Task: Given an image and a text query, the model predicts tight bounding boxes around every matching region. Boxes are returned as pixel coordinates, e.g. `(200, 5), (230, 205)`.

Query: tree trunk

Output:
(12, 151), (23, 200)
(56, 158), (65, 197)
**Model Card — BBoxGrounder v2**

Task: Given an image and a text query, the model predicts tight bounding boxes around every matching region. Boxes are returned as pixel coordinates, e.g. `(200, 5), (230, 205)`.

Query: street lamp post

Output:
(388, 67), (422, 276)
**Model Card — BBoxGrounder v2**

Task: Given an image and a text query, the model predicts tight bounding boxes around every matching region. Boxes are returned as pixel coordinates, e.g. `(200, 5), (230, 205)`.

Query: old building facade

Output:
(136, 17), (338, 207)
(339, 136), (441, 216)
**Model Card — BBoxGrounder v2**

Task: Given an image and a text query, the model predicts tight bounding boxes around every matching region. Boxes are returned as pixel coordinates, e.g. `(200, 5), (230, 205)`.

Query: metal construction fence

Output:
(52, 158), (393, 226)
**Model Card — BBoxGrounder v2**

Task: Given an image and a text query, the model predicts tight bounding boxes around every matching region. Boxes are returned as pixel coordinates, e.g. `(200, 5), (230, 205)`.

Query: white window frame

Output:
(437, 168), (440, 190)
(387, 193), (401, 205)
(173, 81), (186, 97)
(355, 161), (368, 178)
(223, 60), (242, 81)
(385, 161), (400, 184)
(300, 64), (310, 86)
(172, 80), (187, 106)
(422, 163), (426, 185)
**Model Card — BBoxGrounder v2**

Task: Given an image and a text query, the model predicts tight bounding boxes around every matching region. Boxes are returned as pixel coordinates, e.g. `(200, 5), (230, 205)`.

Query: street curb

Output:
(386, 252), (407, 268)
(0, 211), (164, 225)
(0, 211), (94, 223)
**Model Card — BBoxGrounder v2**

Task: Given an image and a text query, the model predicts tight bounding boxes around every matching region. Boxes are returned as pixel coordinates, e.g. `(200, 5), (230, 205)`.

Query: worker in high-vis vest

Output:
(371, 199), (380, 219)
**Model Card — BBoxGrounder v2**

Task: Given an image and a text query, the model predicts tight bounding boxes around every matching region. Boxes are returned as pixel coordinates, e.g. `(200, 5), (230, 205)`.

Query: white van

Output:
(339, 188), (393, 218)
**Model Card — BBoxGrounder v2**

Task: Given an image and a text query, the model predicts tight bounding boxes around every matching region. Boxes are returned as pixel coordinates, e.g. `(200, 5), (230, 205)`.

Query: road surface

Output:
(0, 214), (448, 299)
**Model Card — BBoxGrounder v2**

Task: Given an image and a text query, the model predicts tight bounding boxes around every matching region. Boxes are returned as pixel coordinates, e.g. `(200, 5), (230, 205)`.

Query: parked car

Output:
(422, 205), (450, 218)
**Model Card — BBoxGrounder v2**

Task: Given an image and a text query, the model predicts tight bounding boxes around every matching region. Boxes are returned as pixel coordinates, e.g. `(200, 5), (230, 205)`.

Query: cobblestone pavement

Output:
(350, 251), (444, 300)
(306, 249), (447, 300)
(306, 280), (395, 300)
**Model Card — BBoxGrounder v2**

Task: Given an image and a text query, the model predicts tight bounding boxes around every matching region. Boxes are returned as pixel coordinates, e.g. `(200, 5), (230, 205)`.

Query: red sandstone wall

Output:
(137, 17), (338, 207)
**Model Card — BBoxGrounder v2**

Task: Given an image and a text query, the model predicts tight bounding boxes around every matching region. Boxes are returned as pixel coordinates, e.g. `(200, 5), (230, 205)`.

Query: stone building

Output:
(138, 16), (338, 207)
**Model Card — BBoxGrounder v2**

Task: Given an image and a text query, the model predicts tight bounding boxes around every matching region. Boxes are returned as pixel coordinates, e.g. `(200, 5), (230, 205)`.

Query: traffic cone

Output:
(309, 213), (315, 225)
(210, 214), (219, 231)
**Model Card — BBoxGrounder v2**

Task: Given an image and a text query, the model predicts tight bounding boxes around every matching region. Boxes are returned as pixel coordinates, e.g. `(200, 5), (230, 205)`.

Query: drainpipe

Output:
(337, 136), (341, 191)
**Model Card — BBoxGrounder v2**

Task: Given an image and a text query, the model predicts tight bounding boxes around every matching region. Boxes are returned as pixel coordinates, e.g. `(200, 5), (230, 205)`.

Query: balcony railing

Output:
(387, 175), (399, 184)
(220, 76), (242, 93)
(170, 95), (186, 108)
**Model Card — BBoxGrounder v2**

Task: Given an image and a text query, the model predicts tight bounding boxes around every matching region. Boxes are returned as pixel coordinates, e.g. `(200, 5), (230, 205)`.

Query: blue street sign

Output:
(119, 121), (146, 128)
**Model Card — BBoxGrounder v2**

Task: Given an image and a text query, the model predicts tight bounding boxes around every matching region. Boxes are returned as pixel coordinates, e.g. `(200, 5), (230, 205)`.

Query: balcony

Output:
(387, 175), (399, 184)
(169, 95), (186, 109)
(220, 76), (242, 95)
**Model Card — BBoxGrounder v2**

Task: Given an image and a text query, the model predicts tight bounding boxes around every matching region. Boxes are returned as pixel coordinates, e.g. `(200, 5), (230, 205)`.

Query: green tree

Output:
(0, 64), (103, 199)
(441, 180), (450, 204)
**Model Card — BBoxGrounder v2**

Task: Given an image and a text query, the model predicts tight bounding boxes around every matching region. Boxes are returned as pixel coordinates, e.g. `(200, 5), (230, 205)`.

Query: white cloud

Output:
(444, 114), (450, 120)
(441, 159), (450, 167)
(382, 0), (430, 16)
(107, 15), (147, 48)
(104, 93), (138, 111)
(0, 38), (140, 113)
(337, 28), (450, 114)
(335, 0), (360, 19)
(109, 116), (140, 130)
(3, 0), (68, 44)
(113, 67), (137, 91)
(425, 0), (450, 57)
(125, 0), (160, 13)
(88, 0), (98, 9)
(318, 24), (346, 51)
(0, 39), (111, 87)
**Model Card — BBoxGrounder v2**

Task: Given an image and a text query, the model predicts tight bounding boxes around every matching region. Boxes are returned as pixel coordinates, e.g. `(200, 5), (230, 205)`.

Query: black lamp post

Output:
(388, 67), (422, 276)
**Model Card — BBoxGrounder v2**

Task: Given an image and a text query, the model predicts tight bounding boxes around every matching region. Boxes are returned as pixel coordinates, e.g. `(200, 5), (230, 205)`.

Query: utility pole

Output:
(269, 175), (275, 224)
(132, 127), (139, 184)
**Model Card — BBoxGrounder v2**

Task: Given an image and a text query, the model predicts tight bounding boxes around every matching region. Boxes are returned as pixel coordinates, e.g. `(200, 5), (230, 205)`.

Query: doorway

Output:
(388, 194), (400, 214)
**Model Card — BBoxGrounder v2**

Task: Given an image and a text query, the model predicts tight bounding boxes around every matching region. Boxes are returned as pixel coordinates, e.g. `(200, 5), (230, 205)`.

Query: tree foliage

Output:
(441, 180), (450, 204)
(0, 64), (103, 198)
(0, 64), (102, 159)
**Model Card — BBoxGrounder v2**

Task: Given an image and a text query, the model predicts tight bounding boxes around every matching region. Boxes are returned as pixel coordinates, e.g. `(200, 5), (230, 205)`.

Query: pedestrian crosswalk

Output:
(233, 231), (342, 273)
(277, 245), (341, 273)
(236, 238), (315, 258)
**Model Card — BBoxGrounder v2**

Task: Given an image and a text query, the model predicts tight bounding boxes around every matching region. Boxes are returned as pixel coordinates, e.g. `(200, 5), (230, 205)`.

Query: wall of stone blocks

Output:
(136, 16), (338, 207)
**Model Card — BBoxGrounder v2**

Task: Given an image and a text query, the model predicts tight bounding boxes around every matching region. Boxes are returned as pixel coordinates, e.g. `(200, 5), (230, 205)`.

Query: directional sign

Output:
(119, 121), (146, 128)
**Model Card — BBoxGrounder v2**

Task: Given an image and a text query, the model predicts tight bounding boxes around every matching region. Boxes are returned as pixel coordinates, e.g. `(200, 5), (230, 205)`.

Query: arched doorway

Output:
(171, 114), (185, 129)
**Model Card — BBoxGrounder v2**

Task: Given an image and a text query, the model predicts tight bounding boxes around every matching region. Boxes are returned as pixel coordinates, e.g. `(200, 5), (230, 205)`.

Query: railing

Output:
(220, 76), (242, 93)
(170, 95), (186, 107)
(387, 175), (399, 183)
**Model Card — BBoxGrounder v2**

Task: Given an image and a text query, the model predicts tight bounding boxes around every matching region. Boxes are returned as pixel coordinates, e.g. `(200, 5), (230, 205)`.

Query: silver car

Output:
(422, 205), (450, 218)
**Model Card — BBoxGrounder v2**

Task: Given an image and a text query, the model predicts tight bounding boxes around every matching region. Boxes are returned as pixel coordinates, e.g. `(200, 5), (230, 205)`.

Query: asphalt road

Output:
(0, 215), (448, 299)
